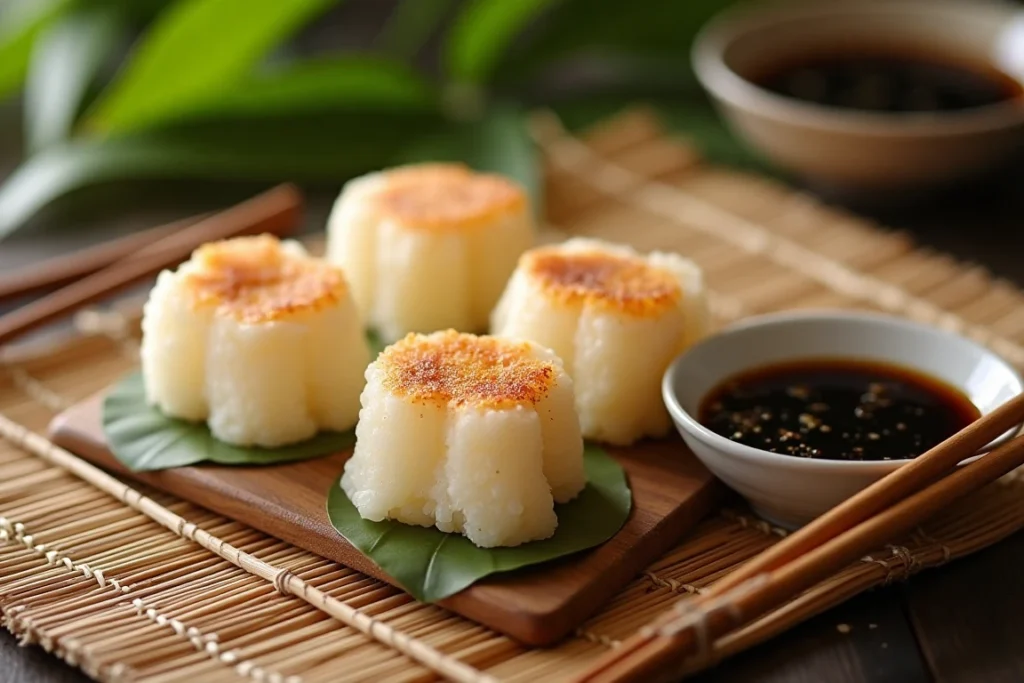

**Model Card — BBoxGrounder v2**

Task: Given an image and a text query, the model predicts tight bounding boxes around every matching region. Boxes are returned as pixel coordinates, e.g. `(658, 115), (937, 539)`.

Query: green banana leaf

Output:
(326, 443), (632, 602)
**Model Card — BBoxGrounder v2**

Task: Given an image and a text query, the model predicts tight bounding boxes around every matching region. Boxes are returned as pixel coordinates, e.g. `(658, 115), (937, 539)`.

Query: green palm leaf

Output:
(87, 0), (340, 133)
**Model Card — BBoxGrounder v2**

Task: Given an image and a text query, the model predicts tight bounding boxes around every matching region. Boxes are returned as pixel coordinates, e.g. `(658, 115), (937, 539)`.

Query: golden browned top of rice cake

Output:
(523, 246), (681, 317)
(375, 164), (526, 231)
(183, 235), (347, 323)
(381, 330), (556, 408)
(383, 162), (470, 184)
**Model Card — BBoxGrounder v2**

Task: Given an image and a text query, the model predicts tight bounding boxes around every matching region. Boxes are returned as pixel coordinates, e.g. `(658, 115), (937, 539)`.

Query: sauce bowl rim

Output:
(662, 309), (1024, 471)
(691, 0), (1024, 138)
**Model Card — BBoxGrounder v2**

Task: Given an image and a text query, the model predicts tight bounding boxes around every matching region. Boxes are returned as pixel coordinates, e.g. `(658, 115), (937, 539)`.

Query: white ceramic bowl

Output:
(663, 310), (1023, 529)
(692, 0), (1024, 191)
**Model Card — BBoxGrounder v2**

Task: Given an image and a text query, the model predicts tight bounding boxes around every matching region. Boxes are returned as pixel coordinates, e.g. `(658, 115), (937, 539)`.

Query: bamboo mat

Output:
(3, 107), (1024, 683)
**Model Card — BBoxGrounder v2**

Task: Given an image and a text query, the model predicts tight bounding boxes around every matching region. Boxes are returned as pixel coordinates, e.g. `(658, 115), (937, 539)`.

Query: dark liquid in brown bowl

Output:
(751, 49), (1023, 113)
(698, 358), (980, 461)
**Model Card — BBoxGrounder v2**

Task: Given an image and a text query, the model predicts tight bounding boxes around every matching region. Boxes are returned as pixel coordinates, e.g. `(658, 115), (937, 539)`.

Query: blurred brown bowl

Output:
(692, 0), (1024, 191)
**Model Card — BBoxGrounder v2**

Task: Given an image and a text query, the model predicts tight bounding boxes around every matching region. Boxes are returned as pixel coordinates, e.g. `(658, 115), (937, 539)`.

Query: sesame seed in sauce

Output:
(697, 358), (979, 461)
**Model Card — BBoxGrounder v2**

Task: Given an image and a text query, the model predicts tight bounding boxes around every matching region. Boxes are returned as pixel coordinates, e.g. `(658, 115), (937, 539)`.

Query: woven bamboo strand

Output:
(3, 369), (1023, 680)
(2, 108), (1024, 682)
(0, 413), (494, 683)
(2, 479), (448, 679)
(0, 496), (453, 683)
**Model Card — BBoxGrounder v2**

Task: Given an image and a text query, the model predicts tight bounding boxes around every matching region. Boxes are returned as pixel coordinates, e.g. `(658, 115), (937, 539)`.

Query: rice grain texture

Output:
(141, 235), (370, 447)
(491, 237), (710, 445)
(340, 330), (585, 548)
(325, 163), (535, 342)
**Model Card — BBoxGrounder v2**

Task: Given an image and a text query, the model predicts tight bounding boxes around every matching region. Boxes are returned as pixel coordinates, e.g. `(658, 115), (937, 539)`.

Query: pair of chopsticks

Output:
(0, 184), (303, 347)
(574, 392), (1024, 683)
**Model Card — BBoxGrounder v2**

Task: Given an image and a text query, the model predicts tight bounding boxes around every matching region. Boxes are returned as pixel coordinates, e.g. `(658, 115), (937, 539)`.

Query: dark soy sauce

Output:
(752, 49), (1023, 113)
(698, 358), (980, 461)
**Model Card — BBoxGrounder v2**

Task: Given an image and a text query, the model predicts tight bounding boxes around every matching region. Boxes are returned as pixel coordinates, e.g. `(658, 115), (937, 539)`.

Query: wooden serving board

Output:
(48, 391), (722, 646)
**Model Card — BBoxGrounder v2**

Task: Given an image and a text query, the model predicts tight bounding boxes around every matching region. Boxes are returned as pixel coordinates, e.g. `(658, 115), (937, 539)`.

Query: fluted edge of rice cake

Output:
(340, 330), (586, 548)
(324, 163), (536, 343)
(489, 237), (710, 446)
(140, 234), (370, 447)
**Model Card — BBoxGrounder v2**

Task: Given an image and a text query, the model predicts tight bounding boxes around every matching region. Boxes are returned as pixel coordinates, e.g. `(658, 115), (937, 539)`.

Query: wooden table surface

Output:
(1, 96), (1023, 681)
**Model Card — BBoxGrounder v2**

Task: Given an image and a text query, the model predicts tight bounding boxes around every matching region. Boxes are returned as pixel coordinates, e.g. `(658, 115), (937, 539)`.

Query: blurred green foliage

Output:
(0, 0), (754, 239)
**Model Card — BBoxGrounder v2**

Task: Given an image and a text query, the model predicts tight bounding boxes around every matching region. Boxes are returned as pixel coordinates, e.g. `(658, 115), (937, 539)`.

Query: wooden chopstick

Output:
(584, 433), (1024, 683)
(712, 391), (1024, 594)
(575, 395), (1024, 683)
(0, 184), (303, 347)
(0, 215), (208, 304)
